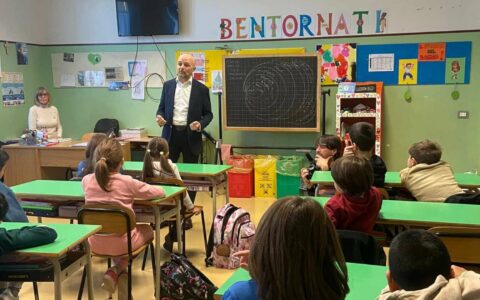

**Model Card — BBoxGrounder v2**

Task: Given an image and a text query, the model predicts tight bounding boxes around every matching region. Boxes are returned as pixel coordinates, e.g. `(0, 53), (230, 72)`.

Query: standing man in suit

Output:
(155, 53), (213, 202)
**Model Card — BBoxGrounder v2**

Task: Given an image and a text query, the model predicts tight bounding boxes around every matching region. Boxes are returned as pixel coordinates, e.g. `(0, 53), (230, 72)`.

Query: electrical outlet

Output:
(458, 111), (469, 119)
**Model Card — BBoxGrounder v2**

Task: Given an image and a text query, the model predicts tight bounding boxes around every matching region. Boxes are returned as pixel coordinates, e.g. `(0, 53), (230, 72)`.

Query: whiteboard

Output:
(51, 51), (166, 88)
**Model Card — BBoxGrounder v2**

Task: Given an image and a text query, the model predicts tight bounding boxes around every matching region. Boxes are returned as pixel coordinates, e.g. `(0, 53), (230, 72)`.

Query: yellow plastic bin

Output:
(254, 156), (277, 198)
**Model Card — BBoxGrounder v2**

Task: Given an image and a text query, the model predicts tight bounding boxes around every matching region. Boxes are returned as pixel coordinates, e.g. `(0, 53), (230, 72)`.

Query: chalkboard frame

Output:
(222, 54), (321, 132)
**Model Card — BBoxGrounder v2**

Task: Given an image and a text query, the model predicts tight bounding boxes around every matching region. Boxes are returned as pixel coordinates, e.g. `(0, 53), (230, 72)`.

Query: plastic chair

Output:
(428, 226), (480, 264)
(77, 204), (155, 300)
(336, 229), (386, 266)
(143, 177), (208, 256)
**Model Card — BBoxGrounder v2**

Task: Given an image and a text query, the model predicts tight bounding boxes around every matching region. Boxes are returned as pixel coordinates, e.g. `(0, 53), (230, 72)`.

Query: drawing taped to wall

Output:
(317, 43), (356, 85)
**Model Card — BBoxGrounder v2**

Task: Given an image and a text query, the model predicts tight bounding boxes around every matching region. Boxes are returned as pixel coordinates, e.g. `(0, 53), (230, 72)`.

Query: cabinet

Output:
(335, 92), (382, 156)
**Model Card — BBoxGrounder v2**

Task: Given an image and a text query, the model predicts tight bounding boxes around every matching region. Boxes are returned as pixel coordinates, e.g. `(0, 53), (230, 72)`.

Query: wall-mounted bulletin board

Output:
(51, 51), (166, 88)
(357, 41), (471, 85)
(223, 54), (320, 132)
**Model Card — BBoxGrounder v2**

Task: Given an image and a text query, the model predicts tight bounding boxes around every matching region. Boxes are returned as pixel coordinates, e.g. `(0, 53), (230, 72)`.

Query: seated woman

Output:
(28, 87), (62, 139)
(223, 196), (349, 300)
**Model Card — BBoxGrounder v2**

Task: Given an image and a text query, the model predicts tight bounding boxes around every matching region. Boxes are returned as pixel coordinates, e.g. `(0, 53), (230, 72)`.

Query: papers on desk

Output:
(72, 142), (88, 147)
(47, 138), (72, 143)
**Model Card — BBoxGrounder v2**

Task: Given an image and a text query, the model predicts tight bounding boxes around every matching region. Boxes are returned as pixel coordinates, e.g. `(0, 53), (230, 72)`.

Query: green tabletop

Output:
(11, 180), (185, 204)
(315, 197), (480, 228)
(312, 171), (480, 188)
(123, 161), (232, 177)
(0, 222), (100, 258)
(214, 263), (387, 300)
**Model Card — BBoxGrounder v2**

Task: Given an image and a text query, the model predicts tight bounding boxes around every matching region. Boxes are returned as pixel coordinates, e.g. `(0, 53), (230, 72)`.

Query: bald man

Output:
(156, 53), (213, 212)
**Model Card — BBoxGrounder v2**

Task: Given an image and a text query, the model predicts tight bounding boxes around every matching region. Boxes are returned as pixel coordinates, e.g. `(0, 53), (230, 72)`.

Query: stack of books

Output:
(119, 128), (148, 138)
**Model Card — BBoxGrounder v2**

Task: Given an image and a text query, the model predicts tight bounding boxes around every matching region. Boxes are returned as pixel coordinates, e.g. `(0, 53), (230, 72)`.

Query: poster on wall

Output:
(398, 59), (418, 85)
(128, 60), (147, 100)
(2, 72), (25, 106)
(418, 43), (446, 61)
(445, 57), (466, 84)
(316, 43), (356, 85)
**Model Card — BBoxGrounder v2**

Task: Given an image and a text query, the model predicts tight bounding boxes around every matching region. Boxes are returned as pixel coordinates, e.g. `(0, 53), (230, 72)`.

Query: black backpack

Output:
(160, 253), (217, 300)
(93, 118), (120, 137)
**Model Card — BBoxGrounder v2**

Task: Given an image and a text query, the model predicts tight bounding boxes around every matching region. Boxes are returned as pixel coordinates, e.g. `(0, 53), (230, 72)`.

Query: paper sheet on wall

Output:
(129, 60), (147, 100)
(60, 74), (76, 87)
(2, 72), (25, 106)
(368, 54), (394, 72)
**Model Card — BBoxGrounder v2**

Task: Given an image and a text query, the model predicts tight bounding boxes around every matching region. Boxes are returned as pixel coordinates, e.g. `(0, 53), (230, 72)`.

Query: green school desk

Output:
(315, 197), (480, 228)
(311, 171), (480, 190)
(214, 262), (387, 300)
(12, 179), (185, 300)
(123, 161), (232, 216)
(0, 222), (101, 300)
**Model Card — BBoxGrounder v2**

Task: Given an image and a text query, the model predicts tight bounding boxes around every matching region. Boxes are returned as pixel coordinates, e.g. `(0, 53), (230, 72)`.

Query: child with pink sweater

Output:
(82, 138), (165, 297)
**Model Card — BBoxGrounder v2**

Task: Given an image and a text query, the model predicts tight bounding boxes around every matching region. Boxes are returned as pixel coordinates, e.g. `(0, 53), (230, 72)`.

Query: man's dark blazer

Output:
(156, 78), (213, 156)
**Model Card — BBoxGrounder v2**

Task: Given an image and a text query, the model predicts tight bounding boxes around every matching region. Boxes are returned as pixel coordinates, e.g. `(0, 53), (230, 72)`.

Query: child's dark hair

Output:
(316, 135), (343, 160)
(249, 196), (349, 300)
(348, 122), (375, 152)
(389, 229), (451, 291)
(82, 133), (108, 176)
(93, 138), (124, 192)
(331, 155), (373, 196)
(408, 140), (442, 165)
(142, 137), (174, 179)
(0, 149), (9, 170)
(0, 193), (8, 221)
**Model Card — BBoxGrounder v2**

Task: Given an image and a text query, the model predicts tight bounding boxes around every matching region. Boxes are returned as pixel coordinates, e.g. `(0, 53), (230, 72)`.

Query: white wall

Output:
(1, 0), (480, 44)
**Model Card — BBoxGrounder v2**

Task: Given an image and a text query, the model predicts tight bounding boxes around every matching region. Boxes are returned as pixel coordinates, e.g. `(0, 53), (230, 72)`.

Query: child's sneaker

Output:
(117, 271), (131, 300)
(101, 267), (119, 294)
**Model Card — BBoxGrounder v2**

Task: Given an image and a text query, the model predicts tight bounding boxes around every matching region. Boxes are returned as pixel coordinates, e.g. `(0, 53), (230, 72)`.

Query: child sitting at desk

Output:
(0, 193), (57, 300)
(82, 138), (165, 296)
(343, 122), (387, 188)
(223, 196), (349, 300)
(378, 229), (480, 299)
(76, 133), (107, 177)
(400, 139), (463, 202)
(0, 150), (28, 223)
(300, 134), (343, 196)
(142, 137), (194, 252)
(324, 155), (383, 233)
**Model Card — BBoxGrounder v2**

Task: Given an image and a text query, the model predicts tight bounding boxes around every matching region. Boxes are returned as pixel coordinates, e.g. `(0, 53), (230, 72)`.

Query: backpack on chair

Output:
(205, 203), (255, 269)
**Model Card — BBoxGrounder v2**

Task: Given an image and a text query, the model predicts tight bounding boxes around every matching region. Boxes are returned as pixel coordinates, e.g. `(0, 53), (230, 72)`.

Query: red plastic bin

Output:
(227, 170), (254, 198)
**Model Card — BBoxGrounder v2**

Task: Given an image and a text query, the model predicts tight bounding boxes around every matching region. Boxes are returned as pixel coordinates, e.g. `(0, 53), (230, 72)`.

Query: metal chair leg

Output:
(201, 211), (208, 253)
(77, 267), (86, 300)
(33, 282), (40, 300)
(141, 245), (149, 270)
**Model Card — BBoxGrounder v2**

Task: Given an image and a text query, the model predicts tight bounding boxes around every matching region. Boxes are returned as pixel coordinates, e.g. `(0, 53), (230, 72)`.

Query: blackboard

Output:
(223, 54), (320, 132)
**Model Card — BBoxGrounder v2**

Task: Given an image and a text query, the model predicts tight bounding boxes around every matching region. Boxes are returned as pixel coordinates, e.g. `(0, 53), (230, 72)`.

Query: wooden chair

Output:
(428, 226), (480, 264)
(143, 176), (208, 256)
(81, 132), (96, 142)
(77, 204), (155, 300)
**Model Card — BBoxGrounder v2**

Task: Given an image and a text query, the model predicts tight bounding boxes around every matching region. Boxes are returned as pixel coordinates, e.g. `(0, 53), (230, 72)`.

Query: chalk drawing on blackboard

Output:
(224, 55), (319, 131)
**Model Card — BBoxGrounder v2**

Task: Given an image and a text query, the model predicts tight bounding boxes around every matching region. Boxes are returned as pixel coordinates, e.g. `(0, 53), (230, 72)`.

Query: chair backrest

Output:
(78, 204), (136, 235)
(81, 132), (96, 142)
(93, 118), (120, 137)
(336, 230), (386, 266)
(428, 226), (480, 264)
(445, 192), (480, 205)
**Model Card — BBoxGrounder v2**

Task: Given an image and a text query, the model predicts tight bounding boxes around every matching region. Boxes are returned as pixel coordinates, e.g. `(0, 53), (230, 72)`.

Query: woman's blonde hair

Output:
(142, 137), (174, 179)
(34, 86), (50, 107)
(93, 138), (123, 192)
(249, 196), (349, 300)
